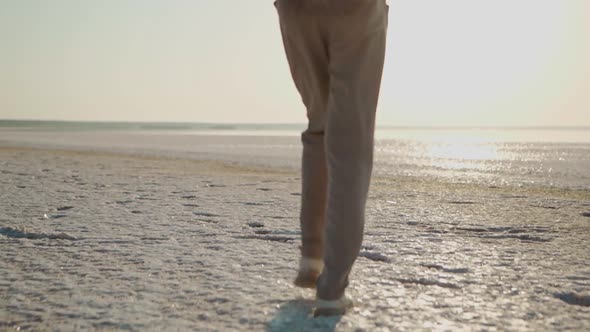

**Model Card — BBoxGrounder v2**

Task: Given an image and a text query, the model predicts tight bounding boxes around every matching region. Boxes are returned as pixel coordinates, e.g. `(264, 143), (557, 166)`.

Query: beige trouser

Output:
(275, 0), (388, 300)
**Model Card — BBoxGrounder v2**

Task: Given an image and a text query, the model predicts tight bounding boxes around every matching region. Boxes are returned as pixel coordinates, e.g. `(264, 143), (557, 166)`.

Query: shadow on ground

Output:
(267, 298), (342, 332)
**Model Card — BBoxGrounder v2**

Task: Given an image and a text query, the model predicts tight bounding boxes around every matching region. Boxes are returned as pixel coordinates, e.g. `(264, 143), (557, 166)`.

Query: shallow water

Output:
(375, 137), (590, 189)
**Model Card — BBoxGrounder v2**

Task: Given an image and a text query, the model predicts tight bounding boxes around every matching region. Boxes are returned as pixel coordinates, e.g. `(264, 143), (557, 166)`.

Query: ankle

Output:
(299, 257), (324, 272)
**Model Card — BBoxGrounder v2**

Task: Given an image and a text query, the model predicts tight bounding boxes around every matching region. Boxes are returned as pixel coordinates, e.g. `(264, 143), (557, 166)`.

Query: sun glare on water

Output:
(422, 141), (501, 171)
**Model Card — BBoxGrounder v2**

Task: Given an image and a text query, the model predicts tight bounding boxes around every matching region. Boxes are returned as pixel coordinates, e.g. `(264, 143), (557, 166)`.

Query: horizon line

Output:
(1, 118), (589, 130)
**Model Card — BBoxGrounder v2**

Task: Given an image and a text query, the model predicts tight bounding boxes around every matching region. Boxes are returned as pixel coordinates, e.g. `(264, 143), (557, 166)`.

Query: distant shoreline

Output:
(1, 119), (589, 131)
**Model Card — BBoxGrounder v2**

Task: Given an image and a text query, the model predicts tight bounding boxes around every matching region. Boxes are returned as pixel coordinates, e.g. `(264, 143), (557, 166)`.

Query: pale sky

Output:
(1, 0), (589, 126)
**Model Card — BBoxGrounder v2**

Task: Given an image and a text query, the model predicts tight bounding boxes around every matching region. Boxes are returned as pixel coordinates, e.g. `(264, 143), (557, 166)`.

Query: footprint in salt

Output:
(500, 194), (528, 199)
(242, 202), (265, 206)
(182, 203), (199, 207)
(531, 205), (559, 210)
(247, 222), (265, 228)
(0, 227), (76, 241)
(194, 212), (220, 217)
(195, 218), (218, 224)
(581, 212), (590, 218)
(43, 214), (66, 220)
(264, 215), (289, 220)
(422, 264), (470, 274)
(359, 251), (390, 263)
(447, 201), (477, 205)
(236, 234), (294, 243)
(395, 277), (462, 289)
(204, 183), (226, 188)
(554, 292), (590, 307)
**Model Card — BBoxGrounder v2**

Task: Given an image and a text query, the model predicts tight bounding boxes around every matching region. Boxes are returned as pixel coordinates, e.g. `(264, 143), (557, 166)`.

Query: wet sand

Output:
(1, 146), (589, 331)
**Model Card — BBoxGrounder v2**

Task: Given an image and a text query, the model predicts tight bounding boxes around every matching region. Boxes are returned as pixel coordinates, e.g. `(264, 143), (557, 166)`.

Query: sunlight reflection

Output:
(426, 142), (500, 161)
(423, 141), (500, 171)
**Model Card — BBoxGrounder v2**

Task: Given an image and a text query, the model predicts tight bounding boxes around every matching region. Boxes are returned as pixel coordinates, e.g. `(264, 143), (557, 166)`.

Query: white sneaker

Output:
(314, 295), (353, 317)
(294, 257), (323, 289)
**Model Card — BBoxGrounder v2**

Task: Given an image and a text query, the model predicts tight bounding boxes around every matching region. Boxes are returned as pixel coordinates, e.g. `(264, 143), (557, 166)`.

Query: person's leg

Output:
(275, 1), (330, 262)
(316, 0), (388, 301)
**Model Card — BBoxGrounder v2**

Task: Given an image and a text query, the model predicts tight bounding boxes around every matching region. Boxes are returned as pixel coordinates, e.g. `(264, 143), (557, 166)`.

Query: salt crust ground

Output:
(1, 146), (589, 331)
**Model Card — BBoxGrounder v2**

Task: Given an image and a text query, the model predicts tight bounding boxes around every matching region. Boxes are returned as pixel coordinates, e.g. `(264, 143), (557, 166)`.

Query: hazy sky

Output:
(1, 0), (589, 126)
